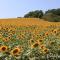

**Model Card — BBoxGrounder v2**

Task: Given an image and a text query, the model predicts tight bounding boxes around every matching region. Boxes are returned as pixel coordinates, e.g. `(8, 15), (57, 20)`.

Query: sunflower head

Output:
(31, 42), (39, 48)
(3, 37), (10, 42)
(45, 32), (49, 36)
(40, 44), (46, 49)
(0, 46), (8, 52)
(53, 29), (58, 34)
(43, 48), (49, 54)
(39, 39), (43, 43)
(11, 47), (21, 56)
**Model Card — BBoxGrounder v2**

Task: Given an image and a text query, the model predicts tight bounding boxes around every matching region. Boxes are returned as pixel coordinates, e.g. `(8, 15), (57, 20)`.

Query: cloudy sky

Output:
(0, 0), (60, 18)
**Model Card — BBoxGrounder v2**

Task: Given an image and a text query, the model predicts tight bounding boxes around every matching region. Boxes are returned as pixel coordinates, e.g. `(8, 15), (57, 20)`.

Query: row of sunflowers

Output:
(0, 24), (60, 60)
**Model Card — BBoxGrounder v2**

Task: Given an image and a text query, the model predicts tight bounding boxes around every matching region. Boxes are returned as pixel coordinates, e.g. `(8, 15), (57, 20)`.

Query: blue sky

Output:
(0, 0), (60, 18)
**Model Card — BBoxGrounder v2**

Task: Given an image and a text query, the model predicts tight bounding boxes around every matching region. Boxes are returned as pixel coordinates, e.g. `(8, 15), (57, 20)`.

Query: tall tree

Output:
(24, 10), (44, 18)
(45, 8), (60, 16)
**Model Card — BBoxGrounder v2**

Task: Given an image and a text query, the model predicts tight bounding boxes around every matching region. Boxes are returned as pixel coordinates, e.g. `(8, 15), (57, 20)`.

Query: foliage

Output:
(24, 8), (60, 22)
(45, 8), (60, 16)
(43, 8), (60, 22)
(43, 13), (60, 22)
(24, 10), (44, 18)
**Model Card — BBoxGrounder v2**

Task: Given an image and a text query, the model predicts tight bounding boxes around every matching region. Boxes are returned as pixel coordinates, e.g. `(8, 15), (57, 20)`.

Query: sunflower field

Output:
(0, 18), (60, 60)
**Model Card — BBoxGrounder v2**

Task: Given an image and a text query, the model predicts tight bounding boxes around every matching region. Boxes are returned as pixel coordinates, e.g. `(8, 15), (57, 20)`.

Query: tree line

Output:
(24, 8), (60, 22)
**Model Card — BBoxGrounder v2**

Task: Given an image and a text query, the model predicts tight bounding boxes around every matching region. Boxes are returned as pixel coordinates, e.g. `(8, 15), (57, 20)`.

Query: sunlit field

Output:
(0, 18), (60, 60)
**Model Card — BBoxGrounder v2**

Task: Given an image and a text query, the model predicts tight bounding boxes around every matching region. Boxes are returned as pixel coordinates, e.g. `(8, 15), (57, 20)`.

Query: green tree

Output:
(24, 10), (44, 18)
(43, 8), (60, 22)
(45, 8), (60, 16)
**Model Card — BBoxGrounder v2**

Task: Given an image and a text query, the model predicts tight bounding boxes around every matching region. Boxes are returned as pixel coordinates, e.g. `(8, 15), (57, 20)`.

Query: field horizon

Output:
(0, 18), (60, 27)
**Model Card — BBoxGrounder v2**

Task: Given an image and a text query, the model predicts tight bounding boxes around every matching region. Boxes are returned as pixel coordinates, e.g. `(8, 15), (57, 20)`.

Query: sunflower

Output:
(31, 42), (39, 48)
(0, 46), (8, 52)
(43, 48), (49, 54)
(10, 47), (21, 56)
(40, 44), (46, 49)
(18, 34), (25, 39)
(38, 39), (43, 43)
(30, 39), (34, 43)
(53, 29), (58, 34)
(45, 31), (49, 36)
(12, 31), (16, 34)
(3, 37), (10, 42)
(8, 36), (11, 39)
(8, 32), (13, 36)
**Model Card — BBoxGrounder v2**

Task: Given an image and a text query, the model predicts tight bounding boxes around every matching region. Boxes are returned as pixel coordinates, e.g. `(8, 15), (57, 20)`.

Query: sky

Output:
(0, 0), (60, 18)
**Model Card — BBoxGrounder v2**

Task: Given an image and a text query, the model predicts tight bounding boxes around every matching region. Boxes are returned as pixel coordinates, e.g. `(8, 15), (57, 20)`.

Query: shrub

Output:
(43, 13), (60, 22)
